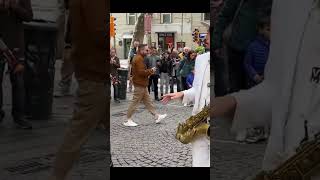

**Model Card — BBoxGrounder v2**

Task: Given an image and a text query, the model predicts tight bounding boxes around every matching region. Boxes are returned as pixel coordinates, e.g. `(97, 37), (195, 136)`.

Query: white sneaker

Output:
(155, 114), (167, 124)
(123, 120), (138, 127)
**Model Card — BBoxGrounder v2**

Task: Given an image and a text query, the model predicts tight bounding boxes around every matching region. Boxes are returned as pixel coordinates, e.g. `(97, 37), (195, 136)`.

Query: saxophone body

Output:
(176, 105), (210, 144)
(252, 133), (320, 180)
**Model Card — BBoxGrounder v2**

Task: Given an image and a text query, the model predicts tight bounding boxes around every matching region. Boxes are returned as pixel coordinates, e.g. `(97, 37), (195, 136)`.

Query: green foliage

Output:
(195, 46), (205, 54)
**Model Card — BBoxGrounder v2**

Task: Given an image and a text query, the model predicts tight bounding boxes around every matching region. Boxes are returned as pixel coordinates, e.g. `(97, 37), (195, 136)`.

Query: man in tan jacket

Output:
(124, 44), (167, 127)
(50, 0), (108, 179)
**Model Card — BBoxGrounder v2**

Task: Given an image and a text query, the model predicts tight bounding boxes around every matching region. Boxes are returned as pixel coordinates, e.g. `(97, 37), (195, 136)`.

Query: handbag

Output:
(222, 0), (246, 44)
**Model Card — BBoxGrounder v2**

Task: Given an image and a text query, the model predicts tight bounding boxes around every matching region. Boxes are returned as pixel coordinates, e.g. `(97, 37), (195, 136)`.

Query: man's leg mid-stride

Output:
(124, 86), (167, 127)
(125, 86), (145, 127)
(51, 79), (107, 180)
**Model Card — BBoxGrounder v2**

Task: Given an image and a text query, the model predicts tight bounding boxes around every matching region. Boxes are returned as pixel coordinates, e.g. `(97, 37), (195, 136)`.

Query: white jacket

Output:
(231, 0), (320, 177)
(183, 52), (211, 115)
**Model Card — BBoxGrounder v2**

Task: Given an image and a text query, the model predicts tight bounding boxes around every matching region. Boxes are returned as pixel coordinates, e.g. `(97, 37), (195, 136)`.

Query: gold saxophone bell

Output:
(176, 105), (210, 144)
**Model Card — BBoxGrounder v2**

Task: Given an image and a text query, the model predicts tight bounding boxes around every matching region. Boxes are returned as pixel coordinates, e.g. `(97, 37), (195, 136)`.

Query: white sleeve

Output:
(182, 87), (196, 104)
(230, 81), (273, 134)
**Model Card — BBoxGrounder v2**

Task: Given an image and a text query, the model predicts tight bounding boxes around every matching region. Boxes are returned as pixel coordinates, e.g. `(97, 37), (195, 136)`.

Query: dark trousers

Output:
(181, 76), (188, 91)
(148, 74), (159, 99)
(113, 83), (119, 100)
(226, 47), (247, 93)
(170, 75), (181, 93)
(0, 62), (25, 120)
(213, 53), (229, 97)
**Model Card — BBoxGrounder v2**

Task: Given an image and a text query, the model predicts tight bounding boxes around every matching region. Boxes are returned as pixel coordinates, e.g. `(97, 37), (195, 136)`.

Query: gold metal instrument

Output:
(252, 133), (320, 180)
(176, 105), (210, 144)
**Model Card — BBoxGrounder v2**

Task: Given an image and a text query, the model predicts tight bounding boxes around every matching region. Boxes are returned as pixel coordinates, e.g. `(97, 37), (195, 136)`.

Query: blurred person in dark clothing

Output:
(159, 50), (172, 98)
(0, 0), (33, 129)
(212, 0), (273, 95)
(244, 17), (270, 89)
(242, 17), (270, 143)
(50, 0), (108, 179)
(170, 49), (181, 93)
(110, 48), (120, 103)
(145, 47), (161, 101)
(55, 0), (74, 97)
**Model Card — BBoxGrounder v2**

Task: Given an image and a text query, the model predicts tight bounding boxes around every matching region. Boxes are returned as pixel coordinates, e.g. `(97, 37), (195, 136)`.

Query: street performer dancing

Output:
(162, 22), (211, 167)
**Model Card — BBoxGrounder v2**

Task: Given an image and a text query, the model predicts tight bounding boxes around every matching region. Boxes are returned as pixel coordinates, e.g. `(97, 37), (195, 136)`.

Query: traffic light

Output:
(110, 16), (117, 38)
(193, 29), (199, 43)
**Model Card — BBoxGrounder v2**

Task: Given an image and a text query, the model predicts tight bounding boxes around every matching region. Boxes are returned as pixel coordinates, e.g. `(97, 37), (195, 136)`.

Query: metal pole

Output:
(181, 13), (183, 48)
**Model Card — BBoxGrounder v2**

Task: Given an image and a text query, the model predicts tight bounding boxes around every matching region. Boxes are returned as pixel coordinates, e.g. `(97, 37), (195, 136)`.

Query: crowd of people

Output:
(110, 39), (207, 107)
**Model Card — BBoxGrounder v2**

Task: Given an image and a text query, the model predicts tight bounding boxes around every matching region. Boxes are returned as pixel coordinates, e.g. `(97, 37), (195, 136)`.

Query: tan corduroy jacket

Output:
(132, 54), (154, 87)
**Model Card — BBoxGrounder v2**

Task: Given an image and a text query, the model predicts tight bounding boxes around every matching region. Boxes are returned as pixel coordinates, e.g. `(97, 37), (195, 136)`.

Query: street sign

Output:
(199, 33), (207, 39)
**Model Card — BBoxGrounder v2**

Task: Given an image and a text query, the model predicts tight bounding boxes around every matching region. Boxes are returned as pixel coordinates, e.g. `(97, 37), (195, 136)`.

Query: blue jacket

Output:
(244, 35), (270, 82)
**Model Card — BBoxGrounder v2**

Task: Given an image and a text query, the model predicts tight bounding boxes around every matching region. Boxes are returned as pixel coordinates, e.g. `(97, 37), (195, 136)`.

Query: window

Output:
(161, 13), (172, 24)
(128, 13), (136, 25)
(203, 13), (210, 21)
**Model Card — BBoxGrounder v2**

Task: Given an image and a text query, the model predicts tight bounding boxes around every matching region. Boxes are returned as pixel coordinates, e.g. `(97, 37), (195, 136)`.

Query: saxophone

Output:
(176, 105), (210, 144)
(252, 133), (320, 180)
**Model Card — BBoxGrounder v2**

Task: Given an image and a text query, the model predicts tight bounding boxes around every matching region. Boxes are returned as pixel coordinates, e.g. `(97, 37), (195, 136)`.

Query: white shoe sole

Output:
(156, 114), (167, 124)
(123, 122), (138, 127)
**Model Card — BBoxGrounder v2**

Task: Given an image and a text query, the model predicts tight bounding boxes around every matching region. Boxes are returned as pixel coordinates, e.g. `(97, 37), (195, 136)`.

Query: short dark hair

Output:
(138, 44), (147, 53)
(257, 16), (270, 29)
(138, 44), (147, 49)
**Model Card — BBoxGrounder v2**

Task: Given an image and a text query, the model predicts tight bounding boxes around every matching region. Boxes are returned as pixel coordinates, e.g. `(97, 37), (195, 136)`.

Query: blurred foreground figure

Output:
(0, 0), (33, 129)
(49, 0), (108, 179)
(211, 0), (320, 178)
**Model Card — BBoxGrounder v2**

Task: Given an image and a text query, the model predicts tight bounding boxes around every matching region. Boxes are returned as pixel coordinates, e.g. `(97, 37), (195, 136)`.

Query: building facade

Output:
(111, 13), (210, 59)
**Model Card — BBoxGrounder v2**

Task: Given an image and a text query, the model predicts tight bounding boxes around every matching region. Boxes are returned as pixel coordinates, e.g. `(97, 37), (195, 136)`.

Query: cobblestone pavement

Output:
(110, 90), (193, 167)
(211, 117), (266, 180)
(0, 60), (109, 180)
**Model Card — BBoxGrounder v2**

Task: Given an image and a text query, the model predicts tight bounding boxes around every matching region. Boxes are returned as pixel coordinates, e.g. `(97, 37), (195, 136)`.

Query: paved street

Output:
(0, 60), (109, 180)
(110, 87), (194, 167)
(211, 117), (266, 180)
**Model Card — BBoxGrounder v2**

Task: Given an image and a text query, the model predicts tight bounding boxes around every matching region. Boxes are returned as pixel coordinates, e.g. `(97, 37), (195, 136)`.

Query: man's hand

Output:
(14, 63), (24, 74)
(161, 92), (184, 105)
(254, 74), (263, 83)
(151, 67), (156, 73)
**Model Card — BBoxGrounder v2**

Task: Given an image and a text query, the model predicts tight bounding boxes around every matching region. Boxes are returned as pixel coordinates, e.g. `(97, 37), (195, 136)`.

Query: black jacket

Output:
(159, 57), (173, 76)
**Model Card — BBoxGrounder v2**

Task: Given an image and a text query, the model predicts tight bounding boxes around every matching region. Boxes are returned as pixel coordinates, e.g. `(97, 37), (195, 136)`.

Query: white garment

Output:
(183, 52), (210, 167)
(231, 0), (320, 178)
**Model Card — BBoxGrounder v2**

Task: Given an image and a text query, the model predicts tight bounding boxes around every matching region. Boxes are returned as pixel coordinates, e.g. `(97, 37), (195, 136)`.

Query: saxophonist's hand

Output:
(161, 92), (184, 105)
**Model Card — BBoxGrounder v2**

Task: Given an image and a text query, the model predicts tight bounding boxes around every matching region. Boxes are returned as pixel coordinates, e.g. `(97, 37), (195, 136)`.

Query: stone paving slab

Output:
(0, 60), (109, 180)
(111, 91), (194, 167)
